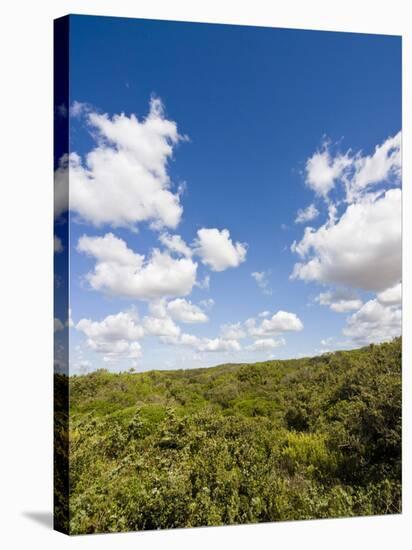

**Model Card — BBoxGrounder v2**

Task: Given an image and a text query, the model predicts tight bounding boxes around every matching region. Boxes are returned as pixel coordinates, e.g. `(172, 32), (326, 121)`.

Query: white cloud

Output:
(220, 322), (247, 340)
(295, 204), (319, 224)
(343, 299), (401, 345)
(139, 306), (302, 356)
(246, 338), (285, 351)
(291, 189), (401, 292)
(377, 283), (402, 306)
(54, 235), (63, 253)
(304, 133), (401, 203)
(77, 233), (198, 300)
(197, 338), (241, 352)
(56, 98), (184, 229)
(54, 318), (65, 332)
(251, 271), (272, 295)
(305, 144), (351, 197)
(159, 232), (192, 257)
(142, 299), (183, 337)
(306, 132), (401, 203)
(194, 228), (247, 271)
(246, 311), (303, 337)
(316, 289), (363, 313)
(71, 100), (91, 118)
(166, 298), (208, 323)
(76, 311), (144, 341)
(147, 299), (168, 319)
(162, 332), (241, 353)
(348, 132), (401, 201)
(143, 315), (181, 338)
(76, 310), (144, 361)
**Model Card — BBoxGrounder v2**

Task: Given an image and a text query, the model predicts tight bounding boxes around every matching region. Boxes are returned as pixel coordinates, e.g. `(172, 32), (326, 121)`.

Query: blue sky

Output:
(54, 16), (401, 373)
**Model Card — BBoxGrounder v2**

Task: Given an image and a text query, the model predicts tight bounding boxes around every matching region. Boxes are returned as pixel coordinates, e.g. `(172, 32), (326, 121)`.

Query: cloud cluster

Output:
(305, 145), (351, 197)
(347, 132), (401, 202)
(167, 298), (208, 323)
(305, 132), (401, 201)
(56, 98), (184, 230)
(196, 338), (241, 352)
(343, 299), (401, 345)
(77, 233), (198, 300)
(291, 189), (401, 292)
(76, 311), (144, 362)
(159, 232), (192, 257)
(294, 131), (402, 348)
(77, 225), (249, 302)
(143, 315), (181, 338)
(75, 303), (304, 366)
(245, 311), (303, 337)
(376, 283), (401, 306)
(246, 338), (285, 351)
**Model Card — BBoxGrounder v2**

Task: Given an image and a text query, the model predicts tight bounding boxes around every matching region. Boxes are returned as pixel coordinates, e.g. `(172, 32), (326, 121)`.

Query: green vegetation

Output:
(59, 338), (401, 534)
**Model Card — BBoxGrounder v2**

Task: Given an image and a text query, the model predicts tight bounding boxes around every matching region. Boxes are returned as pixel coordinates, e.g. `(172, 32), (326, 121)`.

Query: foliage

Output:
(57, 338), (401, 534)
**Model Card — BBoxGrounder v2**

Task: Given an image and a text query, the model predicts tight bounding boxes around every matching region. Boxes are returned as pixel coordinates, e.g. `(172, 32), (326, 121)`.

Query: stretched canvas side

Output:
(53, 15), (70, 535)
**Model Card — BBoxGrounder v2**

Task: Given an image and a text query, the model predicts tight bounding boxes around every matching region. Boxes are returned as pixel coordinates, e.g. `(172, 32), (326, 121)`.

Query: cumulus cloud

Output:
(246, 338), (285, 351)
(143, 315), (181, 338)
(295, 204), (319, 224)
(166, 298), (208, 323)
(54, 235), (63, 253)
(70, 100), (88, 118)
(246, 311), (303, 337)
(159, 232), (192, 257)
(162, 332), (241, 353)
(377, 283), (402, 306)
(194, 228), (247, 271)
(305, 144), (351, 197)
(291, 189), (401, 292)
(343, 299), (401, 345)
(315, 289), (363, 313)
(348, 132), (401, 201)
(77, 311), (144, 341)
(77, 233), (198, 300)
(197, 338), (241, 352)
(251, 271), (272, 295)
(304, 132), (401, 202)
(56, 98), (184, 229)
(76, 311), (144, 361)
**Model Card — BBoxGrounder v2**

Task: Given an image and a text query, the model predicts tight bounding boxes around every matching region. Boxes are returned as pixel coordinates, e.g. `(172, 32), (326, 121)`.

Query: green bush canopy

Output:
(55, 337), (401, 534)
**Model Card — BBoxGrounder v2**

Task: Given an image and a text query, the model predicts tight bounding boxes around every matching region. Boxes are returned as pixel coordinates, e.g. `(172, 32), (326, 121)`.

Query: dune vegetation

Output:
(54, 338), (401, 534)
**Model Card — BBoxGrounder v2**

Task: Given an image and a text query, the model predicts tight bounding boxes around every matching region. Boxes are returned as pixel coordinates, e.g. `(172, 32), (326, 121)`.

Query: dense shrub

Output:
(60, 338), (401, 534)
